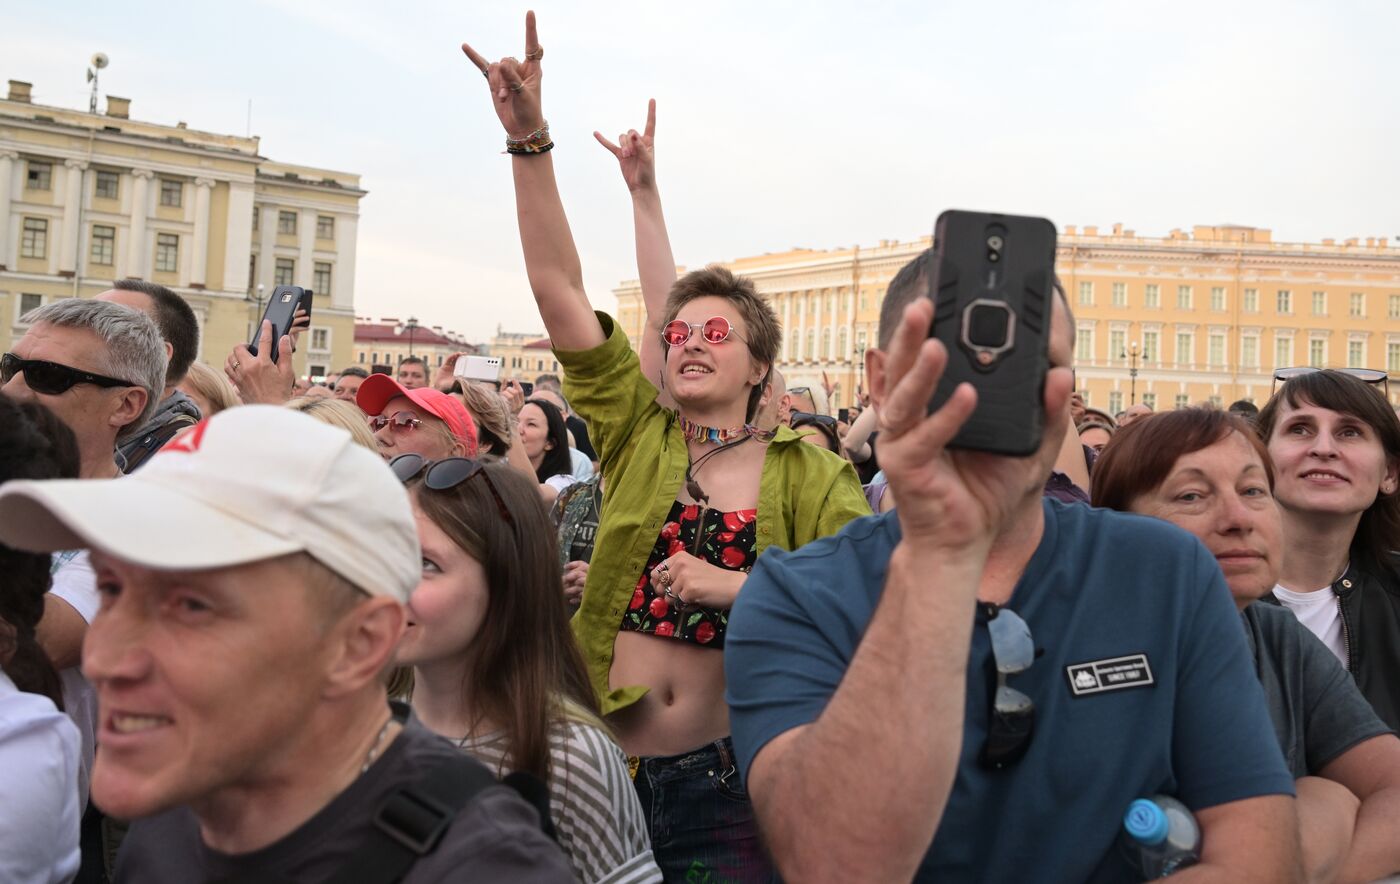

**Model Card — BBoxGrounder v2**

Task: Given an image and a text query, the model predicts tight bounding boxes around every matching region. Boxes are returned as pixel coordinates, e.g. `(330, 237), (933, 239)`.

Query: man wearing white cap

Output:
(0, 406), (572, 883)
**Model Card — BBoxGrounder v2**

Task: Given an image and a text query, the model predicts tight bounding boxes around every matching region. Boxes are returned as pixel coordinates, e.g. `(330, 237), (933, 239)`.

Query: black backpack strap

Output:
(322, 753), (501, 884)
(502, 770), (558, 843)
(120, 412), (199, 473)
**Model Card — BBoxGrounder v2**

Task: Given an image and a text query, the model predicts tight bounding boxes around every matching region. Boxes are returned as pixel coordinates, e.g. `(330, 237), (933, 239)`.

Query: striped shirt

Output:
(461, 720), (661, 884)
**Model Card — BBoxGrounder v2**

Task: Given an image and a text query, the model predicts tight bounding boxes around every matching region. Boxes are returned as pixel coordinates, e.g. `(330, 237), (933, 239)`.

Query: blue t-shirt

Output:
(726, 499), (1294, 883)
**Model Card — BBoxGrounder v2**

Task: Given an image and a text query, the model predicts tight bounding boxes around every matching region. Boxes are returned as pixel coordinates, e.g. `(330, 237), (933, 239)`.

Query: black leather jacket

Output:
(1337, 558), (1400, 733)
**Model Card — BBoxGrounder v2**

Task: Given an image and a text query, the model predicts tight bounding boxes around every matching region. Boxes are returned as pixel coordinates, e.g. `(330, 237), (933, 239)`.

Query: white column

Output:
(332, 214), (357, 309)
(797, 293), (808, 361)
(190, 177), (214, 288)
(0, 150), (16, 269)
(258, 206), (277, 291)
(222, 181), (255, 292)
(127, 169), (153, 278)
(827, 291), (839, 361)
(781, 295), (792, 361)
(59, 159), (87, 276)
(296, 209), (315, 290)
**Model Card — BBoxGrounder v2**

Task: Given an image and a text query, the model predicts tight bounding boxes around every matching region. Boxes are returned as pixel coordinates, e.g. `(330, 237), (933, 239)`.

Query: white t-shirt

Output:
(50, 550), (99, 808)
(1273, 583), (1347, 667)
(545, 473), (581, 495)
(0, 668), (82, 884)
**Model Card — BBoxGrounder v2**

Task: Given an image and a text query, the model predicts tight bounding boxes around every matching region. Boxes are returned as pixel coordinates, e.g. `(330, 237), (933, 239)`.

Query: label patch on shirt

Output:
(1065, 654), (1155, 697)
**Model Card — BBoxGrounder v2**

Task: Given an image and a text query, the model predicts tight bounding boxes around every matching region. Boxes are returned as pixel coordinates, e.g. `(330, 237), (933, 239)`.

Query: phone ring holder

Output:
(960, 299), (1017, 368)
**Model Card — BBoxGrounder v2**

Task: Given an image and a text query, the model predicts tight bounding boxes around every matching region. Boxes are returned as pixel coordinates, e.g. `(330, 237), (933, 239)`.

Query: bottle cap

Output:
(1124, 799), (1168, 845)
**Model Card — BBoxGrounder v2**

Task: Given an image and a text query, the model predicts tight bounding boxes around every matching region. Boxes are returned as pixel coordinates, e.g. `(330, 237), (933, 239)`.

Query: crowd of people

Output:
(2, 12), (1400, 884)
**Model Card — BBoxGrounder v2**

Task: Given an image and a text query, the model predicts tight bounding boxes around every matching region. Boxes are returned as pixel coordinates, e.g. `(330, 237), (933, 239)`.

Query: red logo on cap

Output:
(164, 420), (209, 453)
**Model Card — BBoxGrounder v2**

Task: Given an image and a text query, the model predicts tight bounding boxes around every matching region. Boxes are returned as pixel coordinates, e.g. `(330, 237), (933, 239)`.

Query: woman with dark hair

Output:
(0, 394), (83, 882)
(519, 397), (576, 502)
(461, 17), (870, 878)
(1256, 370), (1400, 731)
(1093, 407), (1400, 884)
(390, 455), (660, 883)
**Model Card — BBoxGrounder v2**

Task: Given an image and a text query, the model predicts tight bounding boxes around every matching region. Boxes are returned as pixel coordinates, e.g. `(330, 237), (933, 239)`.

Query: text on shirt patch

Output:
(1065, 654), (1155, 697)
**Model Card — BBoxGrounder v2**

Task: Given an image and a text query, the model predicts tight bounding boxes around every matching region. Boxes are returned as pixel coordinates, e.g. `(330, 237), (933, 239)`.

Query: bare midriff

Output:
(609, 630), (730, 757)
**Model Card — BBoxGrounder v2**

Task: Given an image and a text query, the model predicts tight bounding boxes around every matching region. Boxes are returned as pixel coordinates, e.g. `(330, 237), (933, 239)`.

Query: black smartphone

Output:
(838, 407), (851, 424)
(248, 285), (311, 363)
(926, 210), (1057, 456)
(520, 381), (535, 398)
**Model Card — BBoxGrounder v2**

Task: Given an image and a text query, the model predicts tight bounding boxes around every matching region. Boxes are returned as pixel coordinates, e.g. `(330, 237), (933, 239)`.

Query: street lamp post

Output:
(396, 316), (420, 359)
(1122, 341), (1142, 405)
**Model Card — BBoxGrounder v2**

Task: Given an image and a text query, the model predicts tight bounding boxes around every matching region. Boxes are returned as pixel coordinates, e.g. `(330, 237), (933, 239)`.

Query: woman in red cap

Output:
(356, 374), (478, 462)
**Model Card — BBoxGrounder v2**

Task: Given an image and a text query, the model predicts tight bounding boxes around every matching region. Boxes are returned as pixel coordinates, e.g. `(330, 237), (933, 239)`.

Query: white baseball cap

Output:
(0, 405), (420, 602)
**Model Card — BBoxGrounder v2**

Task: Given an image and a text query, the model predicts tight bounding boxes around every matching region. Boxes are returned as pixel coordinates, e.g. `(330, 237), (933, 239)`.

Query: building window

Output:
(278, 211), (297, 235)
(1142, 330), (1159, 363)
(252, 209), (259, 231)
(159, 179), (183, 208)
(275, 258), (295, 286)
(1112, 282), (1126, 307)
(1108, 391), (1123, 414)
(1389, 343), (1400, 374)
(94, 170), (119, 199)
(316, 215), (335, 239)
(1208, 333), (1225, 367)
(821, 329), (831, 359)
(1208, 395), (1222, 408)
(1145, 284), (1160, 309)
(358, 352), (365, 364)
(90, 225), (115, 265)
(26, 161), (51, 190)
(248, 255), (257, 290)
(856, 329), (868, 355)
(1109, 329), (1126, 363)
(1348, 341), (1364, 369)
(1078, 281), (1093, 306)
(310, 328), (330, 351)
(1142, 392), (1157, 410)
(1311, 291), (1326, 316)
(787, 330), (797, 360)
(155, 233), (180, 272)
(1275, 336), (1292, 369)
(1390, 295), (1400, 320)
(309, 364), (327, 380)
(805, 329), (815, 360)
(838, 328), (848, 360)
(1350, 293), (1365, 318)
(20, 218), (47, 259)
(20, 293), (43, 316)
(1210, 287), (1226, 311)
(1241, 336), (1259, 368)
(1308, 339), (1325, 368)
(1243, 288), (1259, 313)
(1175, 332), (1193, 367)
(1174, 394), (1190, 410)
(1075, 328), (1093, 362)
(1277, 290), (1292, 314)
(314, 262), (332, 294)
(1176, 286), (1192, 310)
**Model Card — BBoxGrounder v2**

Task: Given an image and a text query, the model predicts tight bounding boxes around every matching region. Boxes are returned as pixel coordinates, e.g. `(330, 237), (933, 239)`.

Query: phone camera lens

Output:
(987, 250), (1001, 263)
(987, 235), (1004, 250)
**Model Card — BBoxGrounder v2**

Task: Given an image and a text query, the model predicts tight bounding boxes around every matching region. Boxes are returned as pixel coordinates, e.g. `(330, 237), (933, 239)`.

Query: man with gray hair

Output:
(0, 297), (166, 815)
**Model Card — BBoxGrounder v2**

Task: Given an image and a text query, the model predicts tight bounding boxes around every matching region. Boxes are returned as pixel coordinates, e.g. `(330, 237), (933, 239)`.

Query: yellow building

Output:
(613, 225), (1400, 413)
(352, 318), (475, 375)
(1, 79), (365, 380)
(484, 326), (561, 382)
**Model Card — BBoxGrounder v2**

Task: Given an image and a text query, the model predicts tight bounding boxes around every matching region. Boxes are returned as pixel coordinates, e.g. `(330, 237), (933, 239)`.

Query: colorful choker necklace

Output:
(677, 414), (776, 445)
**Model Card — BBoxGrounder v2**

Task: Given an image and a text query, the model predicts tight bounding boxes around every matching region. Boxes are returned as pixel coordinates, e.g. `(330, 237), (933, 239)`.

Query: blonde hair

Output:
(457, 382), (513, 456)
(181, 361), (240, 416)
(284, 397), (378, 451)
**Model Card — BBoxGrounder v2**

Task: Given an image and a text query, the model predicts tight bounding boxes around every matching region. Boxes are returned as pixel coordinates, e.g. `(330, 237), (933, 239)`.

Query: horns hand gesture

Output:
(462, 10), (545, 139)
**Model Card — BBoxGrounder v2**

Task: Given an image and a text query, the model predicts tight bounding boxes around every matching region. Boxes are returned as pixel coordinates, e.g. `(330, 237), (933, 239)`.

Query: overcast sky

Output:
(7, 0), (1397, 341)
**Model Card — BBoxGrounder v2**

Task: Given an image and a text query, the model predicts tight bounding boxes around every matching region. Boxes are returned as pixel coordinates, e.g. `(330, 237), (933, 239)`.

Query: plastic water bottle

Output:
(1120, 795), (1200, 878)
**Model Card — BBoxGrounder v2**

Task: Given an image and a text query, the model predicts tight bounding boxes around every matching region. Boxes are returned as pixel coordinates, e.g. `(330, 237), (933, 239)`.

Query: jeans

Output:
(633, 736), (779, 884)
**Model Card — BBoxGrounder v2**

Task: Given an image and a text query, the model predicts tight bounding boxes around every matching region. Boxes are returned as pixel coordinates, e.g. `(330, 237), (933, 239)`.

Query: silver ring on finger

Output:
(526, 47), (543, 61)
(508, 82), (523, 94)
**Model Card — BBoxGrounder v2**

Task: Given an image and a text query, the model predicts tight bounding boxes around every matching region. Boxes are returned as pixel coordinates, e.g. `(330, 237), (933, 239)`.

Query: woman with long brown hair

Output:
(390, 454), (660, 883)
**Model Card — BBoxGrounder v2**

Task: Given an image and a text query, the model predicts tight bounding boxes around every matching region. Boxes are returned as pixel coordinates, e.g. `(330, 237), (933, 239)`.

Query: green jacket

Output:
(559, 313), (872, 713)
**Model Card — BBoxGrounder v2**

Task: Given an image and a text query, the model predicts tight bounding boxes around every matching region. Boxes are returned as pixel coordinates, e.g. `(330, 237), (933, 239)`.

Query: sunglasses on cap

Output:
(1, 353), (139, 395)
(389, 454), (513, 525)
(661, 316), (746, 348)
(368, 411), (424, 433)
(1272, 366), (1390, 399)
(979, 603), (1036, 770)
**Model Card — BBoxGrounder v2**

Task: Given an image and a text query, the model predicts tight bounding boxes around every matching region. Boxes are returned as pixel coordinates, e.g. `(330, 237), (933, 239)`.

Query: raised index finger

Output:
(644, 98), (656, 139)
(524, 10), (540, 56)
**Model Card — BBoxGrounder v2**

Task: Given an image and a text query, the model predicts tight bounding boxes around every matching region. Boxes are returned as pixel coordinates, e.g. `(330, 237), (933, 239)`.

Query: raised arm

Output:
(461, 12), (605, 351)
(595, 100), (677, 399)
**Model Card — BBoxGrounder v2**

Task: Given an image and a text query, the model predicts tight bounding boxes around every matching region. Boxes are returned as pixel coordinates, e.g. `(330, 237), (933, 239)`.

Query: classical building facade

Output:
(613, 225), (1400, 412)
(352, 318), (475, 375)
(0, 79), (365, 380)
(483, 326), (560, 382)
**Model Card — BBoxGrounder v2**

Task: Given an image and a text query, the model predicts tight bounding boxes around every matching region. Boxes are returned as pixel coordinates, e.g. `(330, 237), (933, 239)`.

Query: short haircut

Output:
(1256, 370), (1400, 576)
(113, 279), (200, 386)
(662, 264), (782, 421)
(534, 373), (562, 393)
(398, 356), (426, 368)
(22, 299), (166, 439)
(1228, 399), (1259, 418)
(1091, 408), (1272, 511)
(876, 249), (1073, 352)
(338, 366), (369, 379)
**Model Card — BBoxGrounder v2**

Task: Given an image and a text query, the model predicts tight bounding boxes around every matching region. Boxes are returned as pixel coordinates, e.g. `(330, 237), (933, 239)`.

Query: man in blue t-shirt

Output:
(725, 255), (1300, 882)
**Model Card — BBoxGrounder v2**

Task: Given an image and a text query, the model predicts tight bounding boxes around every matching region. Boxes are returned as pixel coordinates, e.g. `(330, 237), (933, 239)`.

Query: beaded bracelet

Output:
(505, 122), (552, 155)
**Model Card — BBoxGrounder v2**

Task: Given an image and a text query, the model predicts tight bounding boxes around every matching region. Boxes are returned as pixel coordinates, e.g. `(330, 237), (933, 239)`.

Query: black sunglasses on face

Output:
(979, 604), (1036, 770)
(390, 454), (514, 525)
(790, 411), (837, 430)
(1, 353), (138, 395)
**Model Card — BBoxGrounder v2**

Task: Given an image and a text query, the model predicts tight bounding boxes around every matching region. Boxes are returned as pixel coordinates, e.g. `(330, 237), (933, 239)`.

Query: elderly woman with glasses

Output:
(1093, 407), (1400, 884)
(461, 16), (870, 878)
(356, 374), (478, 463)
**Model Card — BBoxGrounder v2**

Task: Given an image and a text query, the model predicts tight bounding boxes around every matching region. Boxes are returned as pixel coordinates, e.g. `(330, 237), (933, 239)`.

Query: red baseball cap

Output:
(356, 374), (479, 457)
